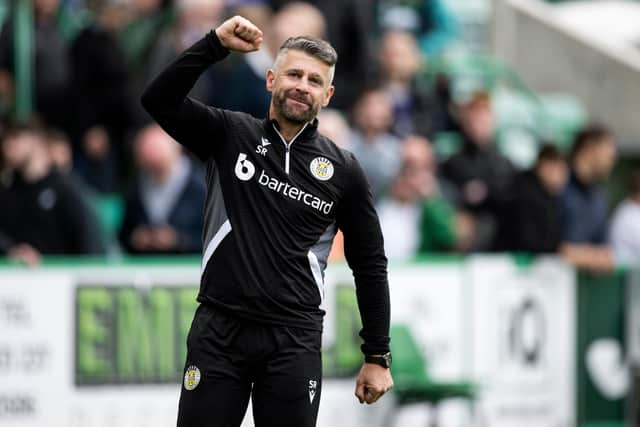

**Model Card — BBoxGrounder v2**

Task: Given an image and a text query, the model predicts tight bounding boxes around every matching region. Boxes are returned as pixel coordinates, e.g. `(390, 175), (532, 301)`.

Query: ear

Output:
(266, 69), (275, 92)
(321, 85), (335, 108)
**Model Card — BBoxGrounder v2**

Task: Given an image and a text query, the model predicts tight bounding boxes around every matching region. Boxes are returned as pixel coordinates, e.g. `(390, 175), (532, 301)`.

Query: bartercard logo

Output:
(234, 153), (334, 215)
(258, 170), (333, 214)
(234, 153), (255, 180)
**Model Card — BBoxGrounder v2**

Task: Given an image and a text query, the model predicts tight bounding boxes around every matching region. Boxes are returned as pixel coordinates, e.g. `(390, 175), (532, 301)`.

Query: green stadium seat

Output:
(386, 324), (477, 427)
(94, 193), (124, 237)
(86, 193), (124, 254)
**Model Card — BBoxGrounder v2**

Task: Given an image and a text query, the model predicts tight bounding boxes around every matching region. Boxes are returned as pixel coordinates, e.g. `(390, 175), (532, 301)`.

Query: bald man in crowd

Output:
(118, 124), (206, 254)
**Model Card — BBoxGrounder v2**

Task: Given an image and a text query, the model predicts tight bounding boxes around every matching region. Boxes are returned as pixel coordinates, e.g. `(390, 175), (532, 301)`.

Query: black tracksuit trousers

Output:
(177, 304), (322, 427)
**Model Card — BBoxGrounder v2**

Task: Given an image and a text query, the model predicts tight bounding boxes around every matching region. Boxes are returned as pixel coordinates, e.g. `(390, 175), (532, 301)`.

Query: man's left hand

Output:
(354, 363), (394, 404)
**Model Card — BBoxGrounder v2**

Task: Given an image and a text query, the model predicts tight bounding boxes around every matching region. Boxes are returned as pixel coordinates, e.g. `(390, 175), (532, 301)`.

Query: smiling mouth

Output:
(287, 97), (310, 107)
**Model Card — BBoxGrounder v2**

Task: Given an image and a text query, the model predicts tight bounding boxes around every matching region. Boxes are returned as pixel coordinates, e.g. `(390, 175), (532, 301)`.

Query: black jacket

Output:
(441, 140), (515, 214)
(496, 170), (562, 253)
(0, 169), (104, 255)
(118, 162), (206, 254)
(141, 31), (390, 355)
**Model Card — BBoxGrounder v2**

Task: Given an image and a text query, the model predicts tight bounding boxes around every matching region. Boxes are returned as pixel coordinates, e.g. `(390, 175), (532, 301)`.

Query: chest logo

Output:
(310, 157), (334, 181)
(235, 153), (256, 181)
(256, 137), (270, 156)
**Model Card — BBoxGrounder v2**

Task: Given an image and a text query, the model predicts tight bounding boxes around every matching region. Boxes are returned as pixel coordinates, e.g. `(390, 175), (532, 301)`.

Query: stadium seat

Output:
(386, 324), (477, 427)
(90, 193), (124, 254)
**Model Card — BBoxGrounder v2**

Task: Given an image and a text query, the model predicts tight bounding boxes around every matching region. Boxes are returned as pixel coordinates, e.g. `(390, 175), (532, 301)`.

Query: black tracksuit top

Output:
(141, 31), (390, 355)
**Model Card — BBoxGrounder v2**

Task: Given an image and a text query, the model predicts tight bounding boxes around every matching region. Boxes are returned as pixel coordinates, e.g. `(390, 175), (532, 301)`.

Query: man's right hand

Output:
(215, 16), (263, 53)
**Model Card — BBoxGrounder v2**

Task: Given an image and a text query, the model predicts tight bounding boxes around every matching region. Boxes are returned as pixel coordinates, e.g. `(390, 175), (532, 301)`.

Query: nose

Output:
(294, 76), (311, 93)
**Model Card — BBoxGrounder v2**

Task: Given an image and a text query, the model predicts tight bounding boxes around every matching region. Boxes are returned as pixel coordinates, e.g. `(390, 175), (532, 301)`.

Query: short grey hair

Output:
(274, 36), (338, 84)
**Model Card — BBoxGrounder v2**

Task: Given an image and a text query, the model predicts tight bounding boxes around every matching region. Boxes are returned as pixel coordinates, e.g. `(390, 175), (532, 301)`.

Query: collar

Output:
(262, 115), (319, 141)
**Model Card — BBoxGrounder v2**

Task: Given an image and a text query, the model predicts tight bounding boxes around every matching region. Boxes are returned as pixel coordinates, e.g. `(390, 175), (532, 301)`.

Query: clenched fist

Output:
(215, 15), (263, 53)
(355, 363), (394, 404)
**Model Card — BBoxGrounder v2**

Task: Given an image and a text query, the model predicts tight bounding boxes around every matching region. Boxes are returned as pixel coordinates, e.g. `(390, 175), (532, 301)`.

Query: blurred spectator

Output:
(375, 0), (458, 56)
(146, 0), (225, 103)
(348, 86), (401, 201)
(561, 125), (616, 244)
(45, 128), (100, 194)
(0, 0), (72, 132)
(69, 0), (133, 193)
(377, 29), (456, 137)
(376, 135), (469, 258)
(318, 108), (350, 149)
(119, 125), (205, 254)
(496, 144), (568, 253)
(559, 124), (616, 271)
(117, 0), (173, 71)
(318, 108), (350, 262)
(0, 121), (105, 264)
(214, 2), (326, 118)
(441, 91), (515, 250)
(46, 129), (74, 174)
(272, 0), (375, 109)
(118, 0), (174, 131)
(609, 170), (640, 266)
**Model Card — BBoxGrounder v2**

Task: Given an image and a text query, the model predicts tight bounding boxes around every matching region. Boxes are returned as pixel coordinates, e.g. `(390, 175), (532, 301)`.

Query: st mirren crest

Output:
(309, 157), (334, 181)
(184, 365), (201, 391)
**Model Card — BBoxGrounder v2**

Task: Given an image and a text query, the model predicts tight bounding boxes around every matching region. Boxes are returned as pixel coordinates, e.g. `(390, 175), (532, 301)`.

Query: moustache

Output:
(285, 91), (312, 106)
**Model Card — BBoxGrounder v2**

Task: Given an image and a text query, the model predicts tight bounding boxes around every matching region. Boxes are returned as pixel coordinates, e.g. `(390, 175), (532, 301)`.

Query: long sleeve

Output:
(336, 153), (390, 355)
(140, 31), (231, 161)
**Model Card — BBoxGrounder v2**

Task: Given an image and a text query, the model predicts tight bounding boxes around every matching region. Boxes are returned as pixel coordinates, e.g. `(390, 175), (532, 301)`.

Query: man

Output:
(441, 91), (515, 251)
(141, 15), (393, 427)
(0, 122), (105, 264)
(376, 135), (464, 258)
(348, 86), (401, 201)
(377, 29), (455, 137)
(559, 124), (616, 271)
(496, 144), (568, 253)
(118, 124), (206, 254)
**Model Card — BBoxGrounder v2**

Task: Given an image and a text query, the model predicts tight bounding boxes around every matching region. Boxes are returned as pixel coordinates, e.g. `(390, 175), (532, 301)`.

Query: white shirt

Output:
(376, 198), (421, 260)
(608, 198), (640, 266)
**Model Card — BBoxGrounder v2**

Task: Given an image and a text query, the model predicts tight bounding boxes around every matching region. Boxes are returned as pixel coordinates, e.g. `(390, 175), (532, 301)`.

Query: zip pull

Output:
(285, 145), (291, 175)
(271, 122), (307, 175)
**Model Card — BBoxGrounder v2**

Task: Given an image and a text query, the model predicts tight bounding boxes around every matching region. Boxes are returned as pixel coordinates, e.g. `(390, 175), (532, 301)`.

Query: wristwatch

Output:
(365, 352), (392, 369)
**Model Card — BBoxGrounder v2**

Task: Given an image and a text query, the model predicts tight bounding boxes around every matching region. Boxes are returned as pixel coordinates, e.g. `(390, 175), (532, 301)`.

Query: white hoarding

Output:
(0, 259), (575, 427)
(469, 257), (575, 427)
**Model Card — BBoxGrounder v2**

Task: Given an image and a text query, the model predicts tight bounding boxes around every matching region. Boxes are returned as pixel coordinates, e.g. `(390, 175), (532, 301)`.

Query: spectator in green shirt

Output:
(376, 135), (473, 258)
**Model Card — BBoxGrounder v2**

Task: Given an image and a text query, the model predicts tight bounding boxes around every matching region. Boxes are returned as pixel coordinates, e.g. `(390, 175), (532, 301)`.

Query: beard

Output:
(273, 89), (319, 124)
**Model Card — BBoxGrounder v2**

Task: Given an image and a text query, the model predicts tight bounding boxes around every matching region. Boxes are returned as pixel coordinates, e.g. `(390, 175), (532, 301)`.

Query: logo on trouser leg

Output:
(184, 366), (201, 391)
(308, 380), (317, 403)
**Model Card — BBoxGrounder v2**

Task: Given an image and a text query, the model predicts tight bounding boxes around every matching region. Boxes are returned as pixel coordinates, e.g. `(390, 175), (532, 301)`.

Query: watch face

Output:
(385, 352), (392, 367)
(382, 352), (392, 368)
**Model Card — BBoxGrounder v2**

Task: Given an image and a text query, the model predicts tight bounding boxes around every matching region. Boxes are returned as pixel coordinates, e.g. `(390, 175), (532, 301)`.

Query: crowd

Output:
(0, 0), (638, 270)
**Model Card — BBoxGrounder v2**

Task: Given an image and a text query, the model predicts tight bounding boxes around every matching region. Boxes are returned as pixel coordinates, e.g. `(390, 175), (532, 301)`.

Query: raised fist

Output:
(215, 15), (263, 53)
